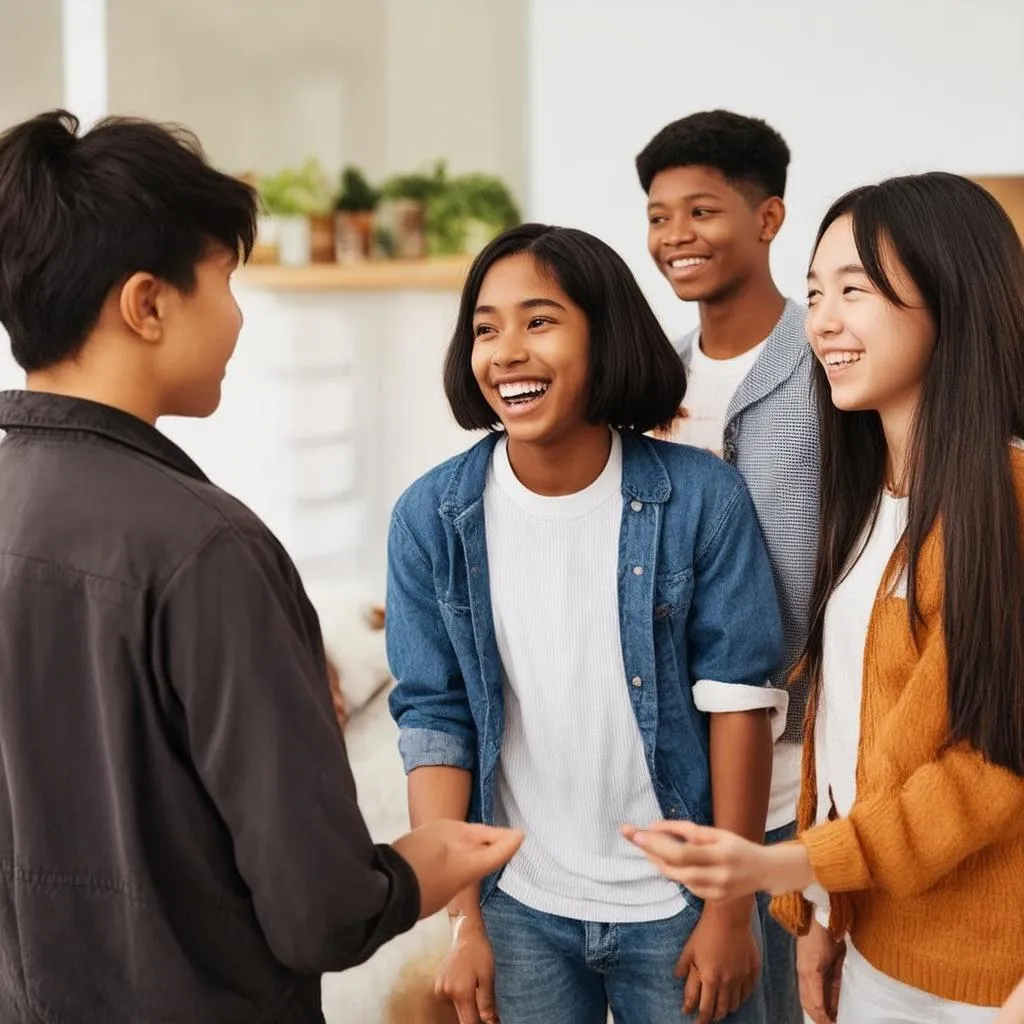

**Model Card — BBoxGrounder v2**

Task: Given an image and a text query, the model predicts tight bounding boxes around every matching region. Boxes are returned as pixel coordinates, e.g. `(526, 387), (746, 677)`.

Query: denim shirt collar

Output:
(0, 389), (208, 482)
(438, 429), (672, 521)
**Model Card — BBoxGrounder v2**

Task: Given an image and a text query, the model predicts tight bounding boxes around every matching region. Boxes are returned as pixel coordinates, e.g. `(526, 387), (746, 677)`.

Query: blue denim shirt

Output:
(387, 431), (783, 901)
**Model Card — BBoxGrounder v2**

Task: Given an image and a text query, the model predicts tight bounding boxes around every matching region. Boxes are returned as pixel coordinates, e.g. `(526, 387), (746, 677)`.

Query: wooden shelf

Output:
(235, 256), (472, 293)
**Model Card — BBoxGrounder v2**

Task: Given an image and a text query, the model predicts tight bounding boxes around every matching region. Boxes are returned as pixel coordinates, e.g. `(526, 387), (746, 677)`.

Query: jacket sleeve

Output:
(154, 526), (419, 974)
(385, 510), (476, 774)
(800, 630), (1024, 898)
(688, 479), (789, 738)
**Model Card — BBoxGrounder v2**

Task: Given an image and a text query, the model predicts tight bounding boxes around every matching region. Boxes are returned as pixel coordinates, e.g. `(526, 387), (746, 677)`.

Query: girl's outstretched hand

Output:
(622, 820), (815, 900)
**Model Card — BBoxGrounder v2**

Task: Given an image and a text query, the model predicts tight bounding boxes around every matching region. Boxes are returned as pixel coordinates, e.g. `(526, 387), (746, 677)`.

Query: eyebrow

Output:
(647, 191), (722, 210)
(474, 298), (567, 315)
(806, 263), (867, 281)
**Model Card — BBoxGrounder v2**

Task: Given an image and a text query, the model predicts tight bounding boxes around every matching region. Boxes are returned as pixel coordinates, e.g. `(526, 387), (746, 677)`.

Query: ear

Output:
(117, 272), (166, 342)
(759, 197), (786, 243)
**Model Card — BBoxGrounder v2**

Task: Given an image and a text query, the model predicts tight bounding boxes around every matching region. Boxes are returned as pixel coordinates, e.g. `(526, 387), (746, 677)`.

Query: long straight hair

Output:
(805, 172), (1024, 775)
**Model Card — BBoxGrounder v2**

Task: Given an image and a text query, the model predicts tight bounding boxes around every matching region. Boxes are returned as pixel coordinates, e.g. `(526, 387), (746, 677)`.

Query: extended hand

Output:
(393, 821), (523, 920)
(675, 904), (761, 1024)
(622, 820), (814, 899)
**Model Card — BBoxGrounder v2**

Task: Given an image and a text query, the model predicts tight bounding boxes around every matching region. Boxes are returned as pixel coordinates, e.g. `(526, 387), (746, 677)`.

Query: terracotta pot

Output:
(334, 210), (376, 263)
(309, 214), (337, 264)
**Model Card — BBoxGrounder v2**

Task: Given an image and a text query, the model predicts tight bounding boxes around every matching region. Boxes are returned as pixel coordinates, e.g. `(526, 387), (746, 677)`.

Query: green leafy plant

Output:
(259, 158), (333, 217)
(335, 165), (380, 213)
(380, 161), (448, 204)
(424, 171), (521, 255)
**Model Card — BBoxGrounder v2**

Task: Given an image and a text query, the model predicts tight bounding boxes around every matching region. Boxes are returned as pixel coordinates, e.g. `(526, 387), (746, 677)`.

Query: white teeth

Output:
(498, 380), (549, 399)
(824, 352), (864, 367)
(669, 257), (708, 268)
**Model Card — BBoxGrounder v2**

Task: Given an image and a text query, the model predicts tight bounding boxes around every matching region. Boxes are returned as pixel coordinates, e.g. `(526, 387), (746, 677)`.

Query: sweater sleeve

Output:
(800, 630), (1024, 898)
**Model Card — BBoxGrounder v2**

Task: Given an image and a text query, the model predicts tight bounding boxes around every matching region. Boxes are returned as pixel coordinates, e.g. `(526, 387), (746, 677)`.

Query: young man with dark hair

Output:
(636, 110), (820, 1024)
(0, 110), (520, 1024)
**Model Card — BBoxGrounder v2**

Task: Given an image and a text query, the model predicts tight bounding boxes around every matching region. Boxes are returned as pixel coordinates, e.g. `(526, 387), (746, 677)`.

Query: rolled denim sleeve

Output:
(386, 511), (476, 774)
(688, 479), (787, 735)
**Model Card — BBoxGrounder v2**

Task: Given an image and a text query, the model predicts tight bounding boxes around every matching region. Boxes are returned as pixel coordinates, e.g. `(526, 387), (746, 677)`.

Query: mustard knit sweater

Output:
(772, 449), (1024, 1007)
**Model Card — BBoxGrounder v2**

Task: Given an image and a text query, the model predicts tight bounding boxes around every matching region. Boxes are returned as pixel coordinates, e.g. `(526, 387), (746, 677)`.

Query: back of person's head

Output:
(805, 171), (1024, 775)
(443, 222), (685, 434)
(635, 109), (790, 201)
(0, 109), (257, 374)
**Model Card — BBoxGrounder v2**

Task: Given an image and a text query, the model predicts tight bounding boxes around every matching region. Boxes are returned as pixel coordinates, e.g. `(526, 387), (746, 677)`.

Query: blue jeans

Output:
(482, 888), (767, 1024)
(757, 822), (801, 1024)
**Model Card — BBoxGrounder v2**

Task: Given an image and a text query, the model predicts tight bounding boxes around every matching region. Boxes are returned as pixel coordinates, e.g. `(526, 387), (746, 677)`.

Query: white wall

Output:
(1, 0), (525, 196)
(0, 0), (62, 131)
(524, 0), (1024, 337)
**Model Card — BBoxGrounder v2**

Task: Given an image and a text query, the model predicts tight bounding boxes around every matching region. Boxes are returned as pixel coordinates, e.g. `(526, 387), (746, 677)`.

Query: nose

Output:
(656, 212), (695, 248)
(491, 327), (528, 368)
(806, 294), (842, 341)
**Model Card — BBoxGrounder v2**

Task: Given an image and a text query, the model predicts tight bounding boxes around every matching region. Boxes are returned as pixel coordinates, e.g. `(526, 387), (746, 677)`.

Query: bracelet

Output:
(448, 910), (468, 944)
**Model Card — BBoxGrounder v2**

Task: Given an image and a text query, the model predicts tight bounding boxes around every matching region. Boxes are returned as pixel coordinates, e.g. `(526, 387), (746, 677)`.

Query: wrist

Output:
(703, 895), (755, 926)
(768, 841), (815, 895)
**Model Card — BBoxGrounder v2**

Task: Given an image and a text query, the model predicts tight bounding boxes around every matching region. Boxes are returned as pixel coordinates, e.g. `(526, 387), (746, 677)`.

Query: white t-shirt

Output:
(810, 493), (997, 1022)
(484, 432), (783, 921)
(486, 432), (685, 922)
(662, 336), (799, 832)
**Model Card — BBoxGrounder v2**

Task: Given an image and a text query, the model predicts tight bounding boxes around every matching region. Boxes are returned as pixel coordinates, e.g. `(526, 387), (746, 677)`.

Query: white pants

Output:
(835, 943), (999, 1024)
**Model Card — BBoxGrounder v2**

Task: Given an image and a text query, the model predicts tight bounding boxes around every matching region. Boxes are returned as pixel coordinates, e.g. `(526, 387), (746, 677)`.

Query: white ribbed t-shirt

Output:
(661, 335), (799, 832)
(485, 432), (686, 922)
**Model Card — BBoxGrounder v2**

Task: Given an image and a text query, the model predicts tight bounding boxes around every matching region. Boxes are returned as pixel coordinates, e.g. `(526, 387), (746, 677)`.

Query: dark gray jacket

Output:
(0, 391), (418, 1023)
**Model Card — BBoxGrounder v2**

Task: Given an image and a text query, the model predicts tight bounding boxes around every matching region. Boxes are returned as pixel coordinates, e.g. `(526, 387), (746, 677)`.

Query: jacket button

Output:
(630, 500), (643, 512)
(631, 676), (642, 687)
(633, 565), (644, 576)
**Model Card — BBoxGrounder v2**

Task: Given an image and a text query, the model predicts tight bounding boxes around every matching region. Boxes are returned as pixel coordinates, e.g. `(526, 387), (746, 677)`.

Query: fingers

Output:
(825, 947), (846, 1023)
(476, 978), (499, 1023)
(698, 972), (718, 1024)
(683, 964), (702, 1018)
(462, 828), (524, 877)
(798, 966), (830, 1024)
(643, 820), (722, 845)
(452, 994), (480, 1024)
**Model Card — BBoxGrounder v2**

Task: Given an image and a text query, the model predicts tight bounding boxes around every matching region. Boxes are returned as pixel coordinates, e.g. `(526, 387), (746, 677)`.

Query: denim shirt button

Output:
(632, 565), (644, 576)
(631, 676), (642, 687)
(630, 500), (643, 512)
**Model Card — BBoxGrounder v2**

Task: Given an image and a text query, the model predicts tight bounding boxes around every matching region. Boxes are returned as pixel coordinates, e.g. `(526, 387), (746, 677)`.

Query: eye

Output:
(473, 323), (495, 338)
(806, 288), (822, 307)
(527, 316), (555, 330)
(649, 214), (667, 226)
(692, 208), (715, 218)
(842, 286), (863, 297)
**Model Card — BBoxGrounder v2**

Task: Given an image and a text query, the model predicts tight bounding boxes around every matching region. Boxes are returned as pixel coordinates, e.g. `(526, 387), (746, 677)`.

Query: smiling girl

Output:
(387, 224), (789, 1024)
(625, 173), (1024, 1024)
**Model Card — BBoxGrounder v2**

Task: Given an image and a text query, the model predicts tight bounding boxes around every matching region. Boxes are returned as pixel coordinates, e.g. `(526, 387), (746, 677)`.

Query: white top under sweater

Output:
(809, 492), (996, 1023)
(663, 336), (800, 832)
(486, 432), (781, 923)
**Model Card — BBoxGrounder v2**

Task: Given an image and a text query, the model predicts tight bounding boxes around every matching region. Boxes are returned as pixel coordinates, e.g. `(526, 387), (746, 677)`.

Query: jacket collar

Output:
(678, 298), (809, 422)
(0, 390), (208, 481)
(438, 429), (672, 521)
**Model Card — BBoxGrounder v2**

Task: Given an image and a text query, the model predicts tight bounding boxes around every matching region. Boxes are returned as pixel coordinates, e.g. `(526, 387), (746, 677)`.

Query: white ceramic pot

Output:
(277, 215), (312, 266)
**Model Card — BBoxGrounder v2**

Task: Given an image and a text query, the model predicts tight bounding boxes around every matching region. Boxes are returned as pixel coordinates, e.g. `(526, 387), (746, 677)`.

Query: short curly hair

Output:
(636, 109), (790, 200)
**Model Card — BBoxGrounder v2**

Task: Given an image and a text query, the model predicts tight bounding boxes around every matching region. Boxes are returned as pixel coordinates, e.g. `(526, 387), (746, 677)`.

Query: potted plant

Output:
(334, 165), (380, 263)
(259, 159), (334, 266)
(418, 163), (521, 256)
(379, 162), (447, 259)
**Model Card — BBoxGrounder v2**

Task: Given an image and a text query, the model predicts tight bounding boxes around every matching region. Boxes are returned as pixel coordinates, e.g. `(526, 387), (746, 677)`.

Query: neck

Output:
(879, 396), (919, 495)
(26, 363), (160, 425)
(506, 423), (612, 496)
(697, 276), (785, 360)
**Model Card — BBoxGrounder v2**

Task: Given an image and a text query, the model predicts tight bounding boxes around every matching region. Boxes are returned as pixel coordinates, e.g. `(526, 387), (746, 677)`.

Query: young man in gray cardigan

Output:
(637, 109), (820, 1024)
